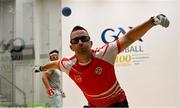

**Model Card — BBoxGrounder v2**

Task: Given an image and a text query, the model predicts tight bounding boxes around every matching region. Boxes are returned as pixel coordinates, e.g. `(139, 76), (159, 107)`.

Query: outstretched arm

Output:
(33, 60), (60, 73)
(118, 14), (169, 52)
(41, 61), (60, 71)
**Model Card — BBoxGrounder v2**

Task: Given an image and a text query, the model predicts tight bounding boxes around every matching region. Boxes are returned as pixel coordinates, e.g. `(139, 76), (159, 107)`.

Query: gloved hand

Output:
(48, 88), (56, 97)
(32, 65), (43, 73)
(152, 14), (170, 28)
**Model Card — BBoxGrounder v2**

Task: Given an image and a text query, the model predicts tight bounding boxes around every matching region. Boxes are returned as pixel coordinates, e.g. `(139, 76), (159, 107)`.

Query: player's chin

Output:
(78, 49), (88, 55)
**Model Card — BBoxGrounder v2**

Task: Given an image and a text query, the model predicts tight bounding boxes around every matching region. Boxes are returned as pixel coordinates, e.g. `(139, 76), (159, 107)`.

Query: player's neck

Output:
(78, 58), (92, 65)
(76, 54), (92, 65)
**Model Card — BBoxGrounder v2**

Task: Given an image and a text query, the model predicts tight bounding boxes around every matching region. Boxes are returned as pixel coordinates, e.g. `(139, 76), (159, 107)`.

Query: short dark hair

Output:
(70, 26), (89, 39)
(71, 25), (87, 32)
(49, 50), (59, 55)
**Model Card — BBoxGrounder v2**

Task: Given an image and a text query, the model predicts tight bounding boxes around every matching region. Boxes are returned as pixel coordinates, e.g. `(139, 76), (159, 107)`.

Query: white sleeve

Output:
(58, 57), (76, 75)
(95, 40), (121, 64)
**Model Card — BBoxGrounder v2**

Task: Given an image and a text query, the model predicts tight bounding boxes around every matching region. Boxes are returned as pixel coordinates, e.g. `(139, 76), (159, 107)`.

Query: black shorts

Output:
(110, 99), (129, 107)
(83, 99), (129, 108)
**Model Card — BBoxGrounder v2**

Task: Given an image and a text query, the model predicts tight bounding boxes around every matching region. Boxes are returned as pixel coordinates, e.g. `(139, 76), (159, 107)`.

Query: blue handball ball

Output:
(62, 6), (72, 17)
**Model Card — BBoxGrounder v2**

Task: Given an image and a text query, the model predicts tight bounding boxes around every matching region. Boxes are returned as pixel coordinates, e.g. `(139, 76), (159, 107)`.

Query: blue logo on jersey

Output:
(101, 26), (143, 44)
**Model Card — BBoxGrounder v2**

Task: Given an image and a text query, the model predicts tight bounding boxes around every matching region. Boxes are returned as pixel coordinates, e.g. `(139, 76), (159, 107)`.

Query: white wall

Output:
(62, 0), (180, 107)
(0, 0), (14, 41)
(178, 5), (180, 106)
(14, 0), (34, 104)
(0, 2), (2, 40)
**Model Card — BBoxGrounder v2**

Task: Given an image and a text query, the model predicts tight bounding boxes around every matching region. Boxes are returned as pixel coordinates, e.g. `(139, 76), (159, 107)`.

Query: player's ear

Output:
(90, 41), (93, 48)
(70, 45), (75, 51)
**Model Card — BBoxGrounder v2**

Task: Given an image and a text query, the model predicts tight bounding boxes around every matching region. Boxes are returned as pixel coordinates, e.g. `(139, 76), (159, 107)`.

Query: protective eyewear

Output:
(70, 36), (90, 44)
(49, 55), (58, 60)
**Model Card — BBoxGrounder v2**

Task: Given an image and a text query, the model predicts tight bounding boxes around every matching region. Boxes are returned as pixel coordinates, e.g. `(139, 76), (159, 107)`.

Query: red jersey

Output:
(58, 40), (126, 107)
